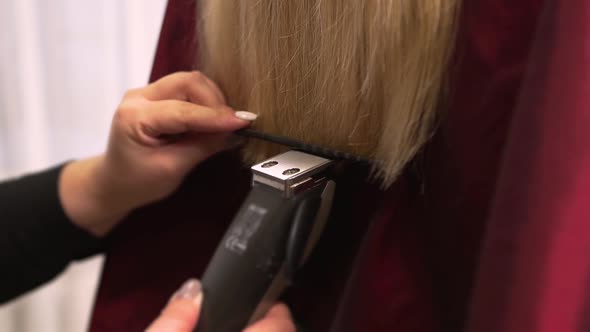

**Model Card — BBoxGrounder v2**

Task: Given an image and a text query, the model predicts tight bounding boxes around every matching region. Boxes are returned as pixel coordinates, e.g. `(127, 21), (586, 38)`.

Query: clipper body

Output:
(195, 151), (336, 332)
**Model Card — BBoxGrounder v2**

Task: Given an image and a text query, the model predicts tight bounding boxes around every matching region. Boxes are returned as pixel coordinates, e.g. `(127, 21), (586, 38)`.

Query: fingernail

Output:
(172, 279), (202, 305)
(235, 111), (258, 121)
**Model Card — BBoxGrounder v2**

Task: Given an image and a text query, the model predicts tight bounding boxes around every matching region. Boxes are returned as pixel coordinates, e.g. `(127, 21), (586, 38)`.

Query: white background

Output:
(0, 0), (167, 330)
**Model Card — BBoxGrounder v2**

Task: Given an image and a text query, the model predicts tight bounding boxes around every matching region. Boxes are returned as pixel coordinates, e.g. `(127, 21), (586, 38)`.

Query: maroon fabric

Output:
(149, 0), (198, 81)
(88, 0), (590, 331)
(468, 1), (590, 331)
(332, 0), (545, 330)
(415, 0), (545, 329)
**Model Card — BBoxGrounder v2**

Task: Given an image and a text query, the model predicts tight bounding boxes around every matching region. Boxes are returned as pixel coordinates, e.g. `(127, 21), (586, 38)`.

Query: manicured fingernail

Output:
(172, 279), (202, 305)
(235, 111), (258, 121)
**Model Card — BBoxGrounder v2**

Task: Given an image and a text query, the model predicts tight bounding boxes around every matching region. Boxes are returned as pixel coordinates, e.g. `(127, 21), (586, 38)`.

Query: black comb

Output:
(235, 128), (373, 164)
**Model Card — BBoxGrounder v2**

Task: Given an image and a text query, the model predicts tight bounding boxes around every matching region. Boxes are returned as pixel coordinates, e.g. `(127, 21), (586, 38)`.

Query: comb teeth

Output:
(235, 128), (373, 164)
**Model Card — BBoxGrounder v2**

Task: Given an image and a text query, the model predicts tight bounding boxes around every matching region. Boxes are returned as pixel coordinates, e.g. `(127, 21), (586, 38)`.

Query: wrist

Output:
(59, 156), (132, 237)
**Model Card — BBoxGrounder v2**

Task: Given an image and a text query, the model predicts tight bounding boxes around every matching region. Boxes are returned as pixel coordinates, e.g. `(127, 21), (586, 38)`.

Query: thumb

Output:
(146, 279), (203, 332)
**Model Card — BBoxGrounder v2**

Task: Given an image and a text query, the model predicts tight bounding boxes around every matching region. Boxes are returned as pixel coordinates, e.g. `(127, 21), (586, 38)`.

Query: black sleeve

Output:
(0, 164), (104, 304)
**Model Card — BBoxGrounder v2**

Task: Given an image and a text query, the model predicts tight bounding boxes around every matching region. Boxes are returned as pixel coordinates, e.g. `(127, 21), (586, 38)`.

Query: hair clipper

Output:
(195, 150), (336, 331)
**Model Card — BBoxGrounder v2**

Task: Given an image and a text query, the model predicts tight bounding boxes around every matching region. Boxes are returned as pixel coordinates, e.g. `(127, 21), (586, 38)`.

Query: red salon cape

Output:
(89, 0), (590, 331)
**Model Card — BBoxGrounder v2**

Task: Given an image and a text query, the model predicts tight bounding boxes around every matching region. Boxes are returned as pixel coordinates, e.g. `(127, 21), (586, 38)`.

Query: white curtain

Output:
(0, 0), (167, 331)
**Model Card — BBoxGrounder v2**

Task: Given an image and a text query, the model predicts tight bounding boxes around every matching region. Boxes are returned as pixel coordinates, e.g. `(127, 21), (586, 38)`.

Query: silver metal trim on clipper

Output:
(251, 150), (333, 198)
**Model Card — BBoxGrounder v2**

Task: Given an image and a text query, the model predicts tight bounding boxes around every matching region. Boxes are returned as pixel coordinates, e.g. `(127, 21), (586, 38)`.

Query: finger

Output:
(201, 73), (227, 104)
(138, 101), (252, 139)
(146, 279), (203, 332)
(264, 303), (294, 321)
(243, 303), (296, 332)
(143, 71), (226, 106)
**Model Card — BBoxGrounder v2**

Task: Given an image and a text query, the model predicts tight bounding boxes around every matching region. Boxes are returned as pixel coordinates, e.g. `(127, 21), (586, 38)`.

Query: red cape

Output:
(89, 0), (590, 331)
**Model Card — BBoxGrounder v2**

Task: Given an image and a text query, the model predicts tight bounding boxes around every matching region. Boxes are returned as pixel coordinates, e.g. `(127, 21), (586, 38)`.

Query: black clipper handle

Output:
(195, 182), (329, 332)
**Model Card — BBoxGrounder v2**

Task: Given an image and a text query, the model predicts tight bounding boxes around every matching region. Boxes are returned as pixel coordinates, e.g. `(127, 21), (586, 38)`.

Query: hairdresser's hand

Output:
(147, 279), (296, 332)
(60, 71), (256, 236)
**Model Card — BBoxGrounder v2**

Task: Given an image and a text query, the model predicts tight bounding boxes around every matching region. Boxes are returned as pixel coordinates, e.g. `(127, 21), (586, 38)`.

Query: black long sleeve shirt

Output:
(0, 164), (103, 304)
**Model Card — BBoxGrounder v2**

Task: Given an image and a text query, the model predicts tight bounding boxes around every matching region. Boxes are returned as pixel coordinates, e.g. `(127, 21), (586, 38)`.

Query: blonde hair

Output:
(199, 0), (459, 187)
